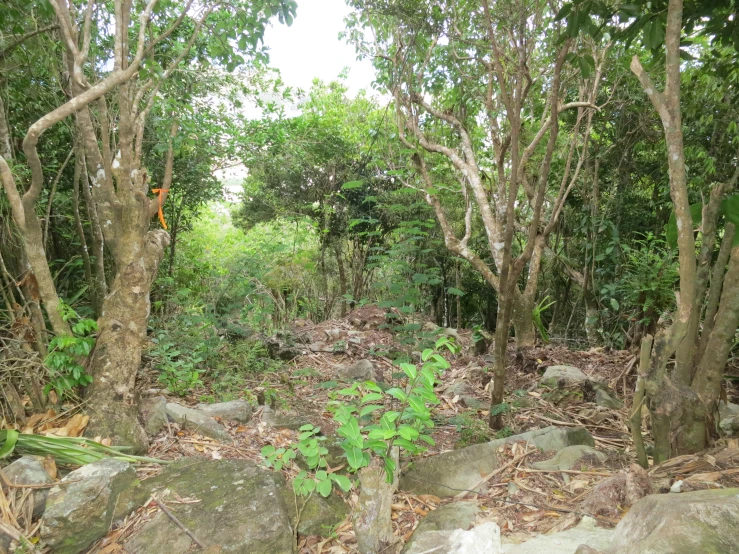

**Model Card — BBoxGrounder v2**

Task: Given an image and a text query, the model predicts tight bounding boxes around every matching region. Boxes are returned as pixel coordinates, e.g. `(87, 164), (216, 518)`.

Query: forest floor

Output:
(84, 306), (739, 553)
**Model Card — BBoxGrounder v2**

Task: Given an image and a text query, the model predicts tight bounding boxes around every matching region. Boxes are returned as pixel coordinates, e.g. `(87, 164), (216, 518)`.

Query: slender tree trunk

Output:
(71, 151), (96, 314)
(334, 242), (348, 318)
(0, 94), (12, 161)
(79, 154), (108, 316)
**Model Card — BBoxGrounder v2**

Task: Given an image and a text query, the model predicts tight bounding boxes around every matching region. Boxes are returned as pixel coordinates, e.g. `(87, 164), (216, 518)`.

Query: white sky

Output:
(261, 0), (377, 95)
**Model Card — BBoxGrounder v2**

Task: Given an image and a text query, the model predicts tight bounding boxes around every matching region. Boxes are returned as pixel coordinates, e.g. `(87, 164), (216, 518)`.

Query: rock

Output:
(41, 459), (137, 554)
(124, 458), (294, 554)
(594, 389), (623, 410)
(670, 480), (684, 493)
(2, 456), (53, 517)
(195, 399), (252, 423)
(265, 333), (302, 361)
(284, 489), (349, 536)
(541, 366), (588, 387)
(400, 426), (594, 497)
(718, 402), (739, 436)
(606, 488), (739, 554)
(165, 402), (231, 441)
(531, 446), (607, 472)
(309, 342), (333, 353)
(581, 464), (651, 518)
(402, 502), (480, 553)
(405, 521), (502, 554)
(140, 396), (168, 435)
(503, 517), (612, 554)
(261, 405), (315, 430)
(444, 382), (486, 410)
(443, 328), (461, 341)
(336, 359), (380, 382)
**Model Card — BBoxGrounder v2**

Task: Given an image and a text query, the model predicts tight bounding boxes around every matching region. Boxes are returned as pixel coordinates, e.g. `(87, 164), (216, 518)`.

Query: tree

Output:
(0, 0), (296, 451)
(346, 0), (605, 426)
(557, 0), (739, 459)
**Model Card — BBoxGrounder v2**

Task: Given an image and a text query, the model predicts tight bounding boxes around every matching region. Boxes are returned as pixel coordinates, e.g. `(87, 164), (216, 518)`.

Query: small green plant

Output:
(44, 305), (97, 398)
(261, 424), (352, 496)
(532, 296), (555, 343)
(494, 426), (514, 439)
(328, 336), (456, 481)
(260, 337), (457, 497)
(453, 413), (494, 448)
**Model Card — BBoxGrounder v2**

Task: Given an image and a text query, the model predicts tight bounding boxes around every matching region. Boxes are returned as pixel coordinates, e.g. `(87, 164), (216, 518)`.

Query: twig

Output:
(518, 468), (612, 477)
(153, 496), (206, 549)
(454, 450), (532, 500)
(0, 519), (36, 552)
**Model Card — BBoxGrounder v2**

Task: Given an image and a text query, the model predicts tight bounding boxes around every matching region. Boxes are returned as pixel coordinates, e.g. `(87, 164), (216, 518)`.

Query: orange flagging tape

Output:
(151, 188), (169, 230)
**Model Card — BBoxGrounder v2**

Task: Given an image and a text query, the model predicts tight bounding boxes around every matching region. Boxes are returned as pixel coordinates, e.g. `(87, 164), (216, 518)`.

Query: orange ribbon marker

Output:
(151, 188), (169, 230)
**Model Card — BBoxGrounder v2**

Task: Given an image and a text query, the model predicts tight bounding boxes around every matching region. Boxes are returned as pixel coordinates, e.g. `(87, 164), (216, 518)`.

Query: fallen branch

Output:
(455, 449), (532, 500)
(153, 496), (206, 549)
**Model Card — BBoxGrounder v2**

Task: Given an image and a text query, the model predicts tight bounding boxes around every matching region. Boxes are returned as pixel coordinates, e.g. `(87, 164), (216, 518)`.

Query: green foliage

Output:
(0, 430), (165, 466)
(259, 338), (455, 495)
(328, 337), (456, 481)
(532, 296), (556, 343)
(44, 306), (96, 398)
(261, 424), (352, 497)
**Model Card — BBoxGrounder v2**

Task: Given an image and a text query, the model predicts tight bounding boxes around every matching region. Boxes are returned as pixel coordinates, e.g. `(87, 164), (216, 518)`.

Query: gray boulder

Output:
(718, 402), (739, 436)
(541, 366), (588, 387)
(531, 445), (606, 472)
(261, 406), (315, 430)
(284, 489), (349, 536)
(594, 388), (623, 410)
(165, 402), (231, 441)
(402, 501), (480, 553)
(124, 458), (294, 554)
(400, 426), (594, 497)
(503, 517), (612, 554)
(140, 396), (168, 435)
(41, 459), (137, 554)
(2, 456), (54, 517)
(265, 333), (303, 361)
(336, 359), (378, 382)
(444, 382), (486, 410)
(405, 521), (502, 554)
(605, 488), (739, 554)
(195, 399), (252, 423)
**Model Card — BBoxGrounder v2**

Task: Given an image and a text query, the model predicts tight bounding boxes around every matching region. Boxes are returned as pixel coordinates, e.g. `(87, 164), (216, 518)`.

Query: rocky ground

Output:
(2, 305), (739, 553)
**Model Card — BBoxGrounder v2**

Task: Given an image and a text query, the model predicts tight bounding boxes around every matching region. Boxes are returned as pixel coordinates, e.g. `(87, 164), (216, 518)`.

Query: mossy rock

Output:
(124, 458), (294, 554)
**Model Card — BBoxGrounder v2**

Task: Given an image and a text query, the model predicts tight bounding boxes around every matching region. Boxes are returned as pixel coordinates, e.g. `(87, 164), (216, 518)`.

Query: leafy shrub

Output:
(44, 305), (96, 398)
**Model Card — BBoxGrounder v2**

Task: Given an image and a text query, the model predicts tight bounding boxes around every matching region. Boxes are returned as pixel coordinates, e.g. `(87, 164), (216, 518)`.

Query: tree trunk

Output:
(511, 294), (535, 349)
(353, 451), (399, 554)
(334, 242), (348, 318)
(84, 230), (169, 453)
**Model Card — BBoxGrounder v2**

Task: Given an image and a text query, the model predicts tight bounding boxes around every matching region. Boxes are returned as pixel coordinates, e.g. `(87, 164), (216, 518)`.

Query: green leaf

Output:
(361, 392), (384, 404)
(610, 298), (620, 311)
(386, 388), (407, 402)
(0, 430), (18, 458)
(261, 444), (276, 457)
(554, 3), (572, 21)
(337, 418), (362, 441)
(346, 446), (365, 470)
(316, 477), (332, 497)
(446, 287), (465, 296)
(330, 474), (353, 492)
(400, 363), (417, 380)
(342, 180), (364, 190)
(360, 404), (385, 417)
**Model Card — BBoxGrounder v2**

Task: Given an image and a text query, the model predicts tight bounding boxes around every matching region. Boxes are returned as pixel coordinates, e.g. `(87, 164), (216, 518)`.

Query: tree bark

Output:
(84, 230), (170, 452)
